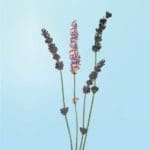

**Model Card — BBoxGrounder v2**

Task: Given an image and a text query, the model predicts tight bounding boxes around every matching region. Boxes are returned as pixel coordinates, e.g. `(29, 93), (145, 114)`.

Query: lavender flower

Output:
(69, 20), (80, 74)
(41, 28), (63, 71)
(93, 11), (112, 52)
(83, 59), (105, 94)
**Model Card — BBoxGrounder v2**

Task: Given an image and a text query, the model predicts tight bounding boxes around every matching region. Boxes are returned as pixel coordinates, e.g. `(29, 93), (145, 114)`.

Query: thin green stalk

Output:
(82, 52), (97, 150)
(60, 71), (66, 107)
(82, 94), (95, 150)
(79, 94), (86, 150)
(83, 94), (87, 128)
(79, 135), (84, 150)
(73, 74), (79, 150)
(60, 71), (73, 150)
(95, 52), (97, 71)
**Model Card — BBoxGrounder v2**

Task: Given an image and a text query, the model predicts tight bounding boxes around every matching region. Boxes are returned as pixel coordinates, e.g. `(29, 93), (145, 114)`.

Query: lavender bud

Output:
(53, 53), (60, 61)
(92, 45), (101, 52)
(45, 38), (52, 44)
(100, 18), (107, 24)
(97, 59), (105, 68)
(80, 127), (88, 135)
(83, 86), (90, 94)
(91, 86), (99, 94)
(60, 107), (69, 116)
(41, 28), (49, 39)
(96, 28), (103, 34)
(99, 23), (106, 30)
(94, 66), (101, 72)
(106, 11), (112, 18)
(86, 80), (93, 86)
(50, 47), (57, 54)
(55, 61), (64, 70)
(48, 43), (54, 48)
(95, 35), (102, 42)
(89, 71), (98, 80)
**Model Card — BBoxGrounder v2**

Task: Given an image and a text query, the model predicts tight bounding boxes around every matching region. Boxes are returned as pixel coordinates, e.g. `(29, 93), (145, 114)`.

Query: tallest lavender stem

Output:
(69, 20), (80, 150)
(41, 29), (73, 150)
(82, 12), (112, 150)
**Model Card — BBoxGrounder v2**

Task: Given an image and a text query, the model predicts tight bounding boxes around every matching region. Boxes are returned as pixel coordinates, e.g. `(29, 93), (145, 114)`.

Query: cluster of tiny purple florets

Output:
(92, 11), (112, 52)
(41, 29), (64, 70)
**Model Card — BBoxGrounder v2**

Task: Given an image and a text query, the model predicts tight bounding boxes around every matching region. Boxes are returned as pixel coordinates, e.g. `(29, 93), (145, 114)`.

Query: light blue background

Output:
(1, 0), (150, 150)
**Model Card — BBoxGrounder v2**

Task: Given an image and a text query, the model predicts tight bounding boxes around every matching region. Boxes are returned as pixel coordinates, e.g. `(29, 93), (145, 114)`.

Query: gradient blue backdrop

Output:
(1, 0), (150, 150)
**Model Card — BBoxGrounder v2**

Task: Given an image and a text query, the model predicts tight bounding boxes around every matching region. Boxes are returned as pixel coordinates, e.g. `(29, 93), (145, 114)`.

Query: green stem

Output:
(60, 71), (73, 150)
(60, 71), (66, 107)
(73, 74), (79, 150)
(83, 94), (86, 128)
(79, 94), (86, 150)
(82, 94), (95, 150)
(82, 52), (97, 150)
(79, 135), (84, 150)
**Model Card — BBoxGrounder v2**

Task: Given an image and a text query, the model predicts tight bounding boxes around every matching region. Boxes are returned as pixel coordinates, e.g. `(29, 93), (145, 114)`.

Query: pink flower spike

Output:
(69, 20), (80, 74)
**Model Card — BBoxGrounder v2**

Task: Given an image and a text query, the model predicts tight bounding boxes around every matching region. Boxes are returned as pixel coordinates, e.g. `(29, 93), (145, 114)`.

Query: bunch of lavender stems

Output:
(69, 20), (80, 150)
(41, 29), (73, 150)
(41, 11), (112, 150)
(80, 11), (112, 150)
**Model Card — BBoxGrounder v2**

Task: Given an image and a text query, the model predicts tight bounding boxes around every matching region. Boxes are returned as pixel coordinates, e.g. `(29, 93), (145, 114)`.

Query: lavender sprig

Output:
(69, 20), (80, 150)
(41, 28), (73, 150)
(79, 60), (105, 150)
(42, 11), (112, 150)
(82, 11), (112, 150)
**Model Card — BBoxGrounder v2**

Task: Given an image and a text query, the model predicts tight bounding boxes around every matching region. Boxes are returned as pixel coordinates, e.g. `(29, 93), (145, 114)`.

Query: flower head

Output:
(83, 59), (105, 94)
(41, 28), (63, 71)
(69, 20), (80, 74)
(93, 11), (112, 52)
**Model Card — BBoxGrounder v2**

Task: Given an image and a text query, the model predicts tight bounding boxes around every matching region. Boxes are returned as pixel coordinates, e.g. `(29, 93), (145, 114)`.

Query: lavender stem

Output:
(73, 74), (79, 150)
(82, 52), (97, 150)
(60, 71), (73, 150)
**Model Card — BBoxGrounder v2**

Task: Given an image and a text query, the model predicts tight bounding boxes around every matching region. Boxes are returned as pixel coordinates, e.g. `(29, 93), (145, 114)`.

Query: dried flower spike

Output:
(41, 28), (64, 70)
(93, 12), (111, 53)
(69, 20), (80, 74)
